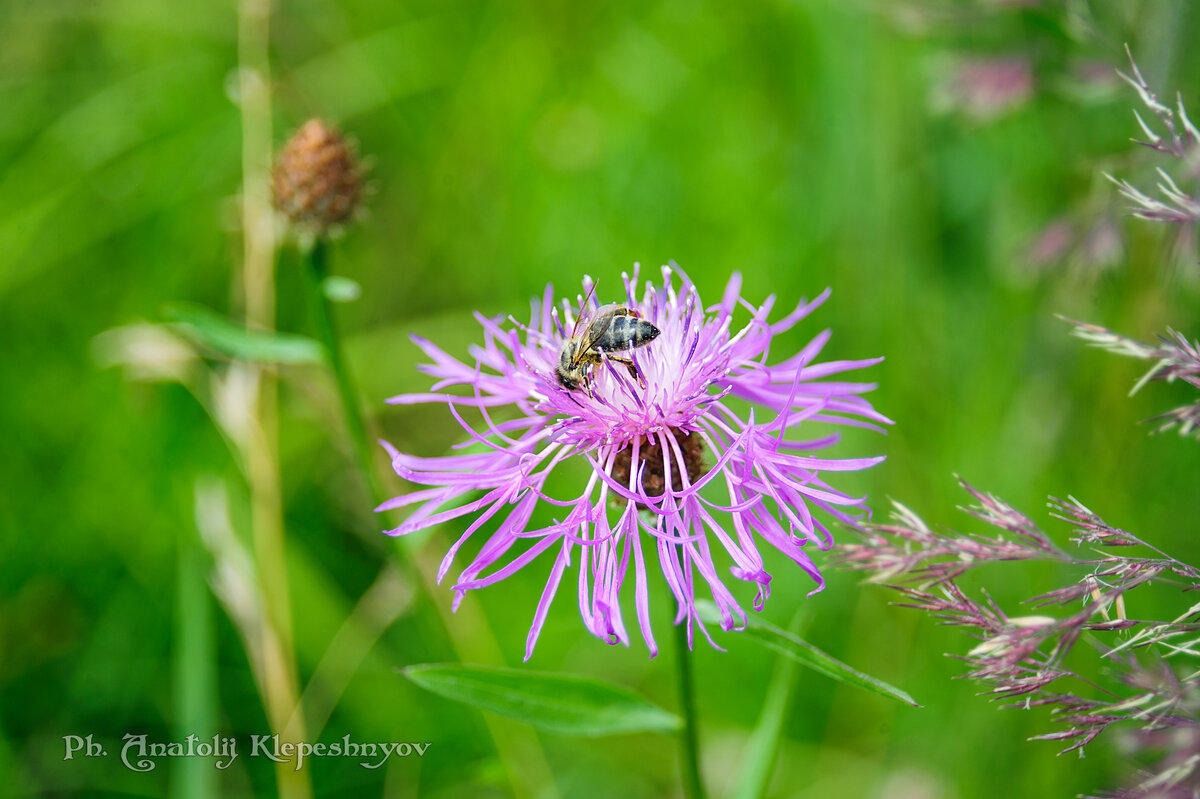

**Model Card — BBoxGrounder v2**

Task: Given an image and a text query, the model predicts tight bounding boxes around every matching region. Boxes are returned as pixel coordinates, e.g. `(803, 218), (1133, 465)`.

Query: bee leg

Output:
(610, 355), (645, 389)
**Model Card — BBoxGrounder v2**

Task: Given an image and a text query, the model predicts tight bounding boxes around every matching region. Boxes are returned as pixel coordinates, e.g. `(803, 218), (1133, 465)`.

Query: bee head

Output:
(556, 339), (582, 391)
(556, 369), (581, 391)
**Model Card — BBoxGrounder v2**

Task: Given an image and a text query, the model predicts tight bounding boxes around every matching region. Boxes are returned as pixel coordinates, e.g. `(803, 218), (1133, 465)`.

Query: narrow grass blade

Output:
(696, 600), (919, 707)
(731, 609), (811, 799)
(173, 536), (217, 799)
(402, 663), (682, 737)
(732, 650), (795, 799)
(164, 302), (324, 364)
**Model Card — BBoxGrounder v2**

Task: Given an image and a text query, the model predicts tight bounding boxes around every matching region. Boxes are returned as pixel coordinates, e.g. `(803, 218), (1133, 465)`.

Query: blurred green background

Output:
(4, 0), (1200, 797)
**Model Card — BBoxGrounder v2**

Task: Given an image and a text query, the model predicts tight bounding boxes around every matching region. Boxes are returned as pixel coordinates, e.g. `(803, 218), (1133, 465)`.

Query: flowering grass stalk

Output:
(1065, 319), (1200, 438)
(837, 316), (1200, 796)
(837, 482), (1200, 797)
(836, 45), (1200, 794)
(1106, 47), (1200, 227)
(380, 264), (889, 659)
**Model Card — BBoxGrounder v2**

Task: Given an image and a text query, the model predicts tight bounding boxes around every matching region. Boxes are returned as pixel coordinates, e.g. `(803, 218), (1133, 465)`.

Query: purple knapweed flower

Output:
(379, 264), (889, 659)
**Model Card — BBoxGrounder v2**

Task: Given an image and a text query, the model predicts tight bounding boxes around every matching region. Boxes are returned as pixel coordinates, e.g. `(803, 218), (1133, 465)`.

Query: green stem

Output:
(674, 620), (707, 799)
(173, 536), (216, 799)
(301, 239), (380, 501)
(299, 237), (559, 799)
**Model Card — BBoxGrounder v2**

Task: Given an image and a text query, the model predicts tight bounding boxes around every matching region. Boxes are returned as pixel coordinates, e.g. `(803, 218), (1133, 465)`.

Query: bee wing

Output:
(570, 305), (620, 368)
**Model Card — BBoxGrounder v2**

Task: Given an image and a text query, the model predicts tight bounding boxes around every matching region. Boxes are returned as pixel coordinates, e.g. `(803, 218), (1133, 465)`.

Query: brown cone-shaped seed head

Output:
(271, 118), (364, 234)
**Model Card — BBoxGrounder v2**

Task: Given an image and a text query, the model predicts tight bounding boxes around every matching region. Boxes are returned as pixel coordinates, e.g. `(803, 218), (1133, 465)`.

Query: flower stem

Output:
(299, 238), (560, 799)
(674, 620), (707, 799)
(301, 239), (378, 499)
(235, 2), (310, 795)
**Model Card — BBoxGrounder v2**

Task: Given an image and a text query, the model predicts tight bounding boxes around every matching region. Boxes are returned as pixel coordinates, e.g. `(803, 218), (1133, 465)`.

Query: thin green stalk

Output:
(674, 620), (707, 799)
(301, 239), (378, 498)
(299, 238), (559, 799)
(236, 1), (308, 795)
(173, 537), (217, 799)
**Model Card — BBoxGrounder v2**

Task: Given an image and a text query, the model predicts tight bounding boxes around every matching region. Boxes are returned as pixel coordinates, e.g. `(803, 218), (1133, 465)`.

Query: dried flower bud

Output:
(271, 118), (364, 236)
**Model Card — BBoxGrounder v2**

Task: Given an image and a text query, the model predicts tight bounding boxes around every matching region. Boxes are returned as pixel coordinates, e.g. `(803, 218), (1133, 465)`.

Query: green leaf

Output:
(164, 303), (325, 365)
(695, 600), (920, 707)
(401, 663), (683, 737)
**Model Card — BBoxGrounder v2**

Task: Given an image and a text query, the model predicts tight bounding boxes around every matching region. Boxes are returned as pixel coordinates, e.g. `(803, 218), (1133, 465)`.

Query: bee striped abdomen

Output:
(596, 314), (660, 353)
(556, 300), (661, 393)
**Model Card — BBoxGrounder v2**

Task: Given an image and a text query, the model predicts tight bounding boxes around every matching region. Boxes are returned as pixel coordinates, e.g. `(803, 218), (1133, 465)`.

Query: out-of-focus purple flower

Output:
(1025, 218), (1075, 269)
(379, 264), (889, 659)
(1070, 60), (1121, 94)
(1075, 217), (1124, 274)
(1020, 215), (1125, 280)
(933, 56), (1033, 121)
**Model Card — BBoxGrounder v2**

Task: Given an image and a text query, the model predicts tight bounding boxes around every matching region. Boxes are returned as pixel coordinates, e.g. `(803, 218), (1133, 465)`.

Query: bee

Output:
(556, 293), (661, 396)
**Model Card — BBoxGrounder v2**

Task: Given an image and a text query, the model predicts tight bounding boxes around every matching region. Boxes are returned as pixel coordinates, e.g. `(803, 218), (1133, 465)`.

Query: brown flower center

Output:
(611, 429), (707, 502)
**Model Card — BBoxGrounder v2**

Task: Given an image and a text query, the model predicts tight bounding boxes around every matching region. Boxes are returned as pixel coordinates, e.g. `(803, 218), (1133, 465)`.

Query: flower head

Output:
(271, 118), (365, 236)
(380, 264), (889, 658)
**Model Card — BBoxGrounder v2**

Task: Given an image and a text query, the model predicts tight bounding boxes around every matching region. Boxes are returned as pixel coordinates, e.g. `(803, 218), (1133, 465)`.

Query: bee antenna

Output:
(570, 279), (599, 338)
